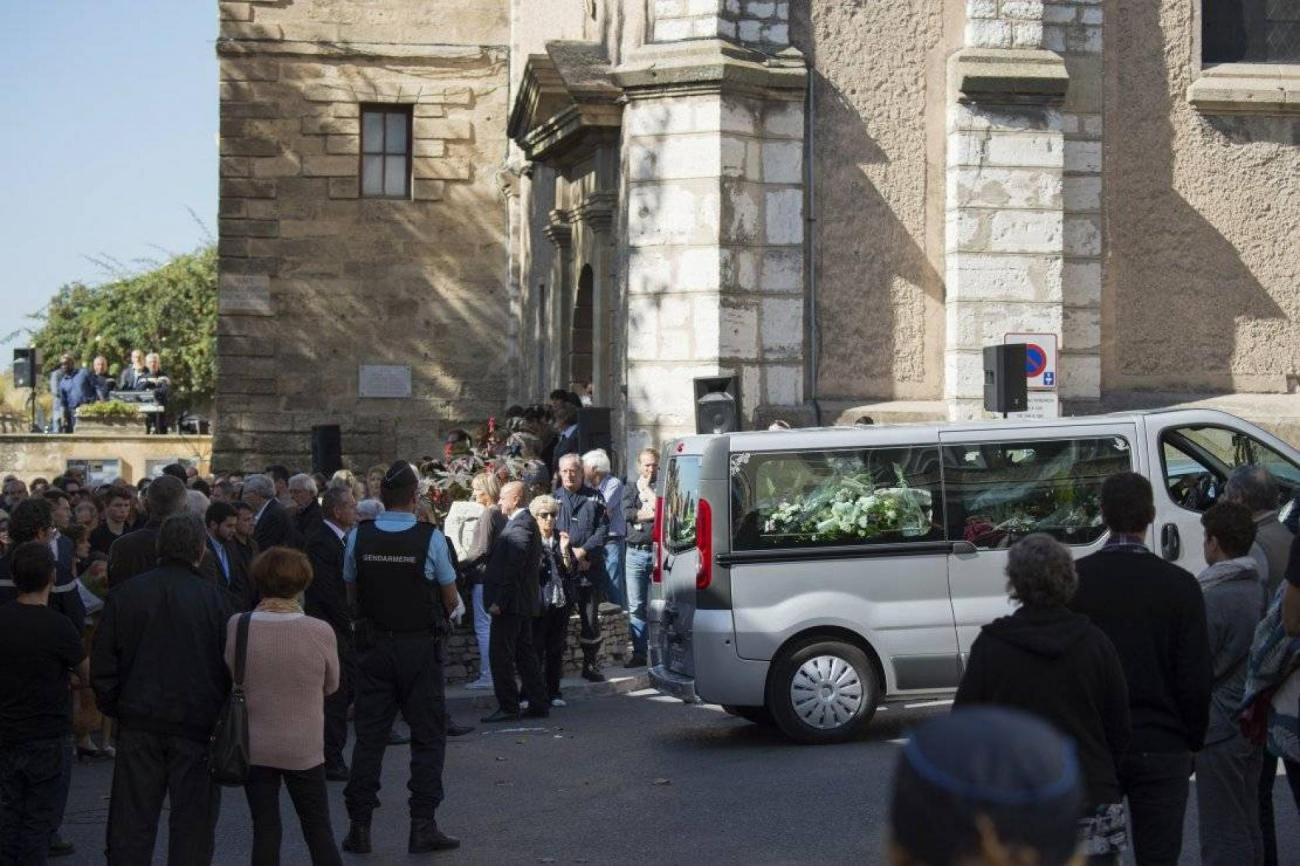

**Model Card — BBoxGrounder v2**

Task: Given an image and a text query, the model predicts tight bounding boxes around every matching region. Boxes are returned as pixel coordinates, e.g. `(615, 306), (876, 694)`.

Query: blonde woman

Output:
(462, 472), (504, 690)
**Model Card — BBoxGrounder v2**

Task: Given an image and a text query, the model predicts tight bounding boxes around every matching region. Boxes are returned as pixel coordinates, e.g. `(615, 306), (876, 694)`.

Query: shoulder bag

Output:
(210, 612), (252, 786)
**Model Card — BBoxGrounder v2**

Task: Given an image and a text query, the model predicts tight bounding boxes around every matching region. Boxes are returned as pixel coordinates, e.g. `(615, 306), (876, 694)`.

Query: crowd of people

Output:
(50, 348), (172, 434)
(0, 388), (657, 864)
(937, 468), (1300, 866)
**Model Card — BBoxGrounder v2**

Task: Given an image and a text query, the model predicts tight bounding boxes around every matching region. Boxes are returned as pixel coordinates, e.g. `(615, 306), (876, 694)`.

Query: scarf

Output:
(256, 597), (301, 615)
(1240, 585), (1300, 760)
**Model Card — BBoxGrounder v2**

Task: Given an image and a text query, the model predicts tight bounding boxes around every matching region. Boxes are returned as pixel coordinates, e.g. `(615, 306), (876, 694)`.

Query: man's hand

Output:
(573, 546), (587, 562)
(489, 604), (501, 615)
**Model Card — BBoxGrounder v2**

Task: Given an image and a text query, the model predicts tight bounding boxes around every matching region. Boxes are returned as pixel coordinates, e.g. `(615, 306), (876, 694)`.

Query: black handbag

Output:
(210, 612), (252, 786)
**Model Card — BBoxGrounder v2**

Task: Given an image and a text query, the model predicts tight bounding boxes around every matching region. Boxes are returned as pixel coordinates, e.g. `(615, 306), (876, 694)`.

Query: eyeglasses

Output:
(537, 513), (557, 519)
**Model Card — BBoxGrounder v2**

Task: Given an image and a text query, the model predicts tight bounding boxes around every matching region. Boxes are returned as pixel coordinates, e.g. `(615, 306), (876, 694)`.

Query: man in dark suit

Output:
(480, 482), (548, 723)
(554, 453), (609, 681)
(107, 476), (188, 591)
(243, 473), (299, 550)
(548, 401), (581, 480)
(290, 473), (323, 537)
(198, 501), (253, 610)
(304, 486), (357, 780)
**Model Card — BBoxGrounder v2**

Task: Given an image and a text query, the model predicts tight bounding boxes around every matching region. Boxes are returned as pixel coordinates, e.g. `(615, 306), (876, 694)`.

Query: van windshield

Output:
(664, 456), (701, 552)
(729, 446), (943, 550)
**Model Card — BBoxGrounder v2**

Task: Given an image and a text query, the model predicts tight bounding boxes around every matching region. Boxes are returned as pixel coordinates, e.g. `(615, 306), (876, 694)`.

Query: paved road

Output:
(61, 691), (1300, 865)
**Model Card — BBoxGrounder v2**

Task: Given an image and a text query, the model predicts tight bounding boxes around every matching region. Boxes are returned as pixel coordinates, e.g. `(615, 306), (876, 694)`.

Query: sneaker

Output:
(550, 697), (567, 708)
(465, 678), (494, 690)
(581, 666), (606, 683)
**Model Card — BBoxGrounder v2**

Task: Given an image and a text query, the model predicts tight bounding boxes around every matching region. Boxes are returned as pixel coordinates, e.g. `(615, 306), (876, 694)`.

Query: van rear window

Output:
(664, 457), (701, 552)
(942, 436), (1131, 549)
(729, 446), (943, 550)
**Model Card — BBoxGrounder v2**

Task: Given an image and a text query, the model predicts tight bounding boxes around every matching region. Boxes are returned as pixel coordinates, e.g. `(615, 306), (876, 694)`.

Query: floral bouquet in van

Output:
(763, 463), (932, 544)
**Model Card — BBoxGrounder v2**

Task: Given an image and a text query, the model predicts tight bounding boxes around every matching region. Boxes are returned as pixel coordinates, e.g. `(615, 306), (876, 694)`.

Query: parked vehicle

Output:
(648, 409), (1300, 744)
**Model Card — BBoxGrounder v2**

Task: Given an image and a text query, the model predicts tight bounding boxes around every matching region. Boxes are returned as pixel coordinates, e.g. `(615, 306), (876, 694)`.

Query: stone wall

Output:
(652, 0), (789, 46)
(1102, 0), (1300, 396)
(443, 603), (631, 683)
(0, 434), (212, 484)
(214, 0), (512, 471)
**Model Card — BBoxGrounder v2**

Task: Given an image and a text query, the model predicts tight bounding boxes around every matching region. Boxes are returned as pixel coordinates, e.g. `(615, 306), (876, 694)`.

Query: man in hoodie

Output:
(1195, 501), (1267, 866)
(956, 534), (1131, 862)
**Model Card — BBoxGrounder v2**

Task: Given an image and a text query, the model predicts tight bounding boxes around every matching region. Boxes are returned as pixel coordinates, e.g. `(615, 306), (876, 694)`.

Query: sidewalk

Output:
(446, 666), (650, 709)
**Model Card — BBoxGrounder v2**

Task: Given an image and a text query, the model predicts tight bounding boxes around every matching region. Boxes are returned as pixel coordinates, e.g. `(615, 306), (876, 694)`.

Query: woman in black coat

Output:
(529, 494), (576, 706)
(955, 533), (1131, 865)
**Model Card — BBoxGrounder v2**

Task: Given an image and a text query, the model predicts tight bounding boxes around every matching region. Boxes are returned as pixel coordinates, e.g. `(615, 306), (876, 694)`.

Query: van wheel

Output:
(768, 639), (877, 744)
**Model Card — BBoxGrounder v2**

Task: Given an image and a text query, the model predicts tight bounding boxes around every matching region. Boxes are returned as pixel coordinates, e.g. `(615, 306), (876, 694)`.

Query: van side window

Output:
(729, 446), (942, 550)
(664, 457), (701, 552)
(1161, 425), (1300, 513)
(942, 437), (1131, 549)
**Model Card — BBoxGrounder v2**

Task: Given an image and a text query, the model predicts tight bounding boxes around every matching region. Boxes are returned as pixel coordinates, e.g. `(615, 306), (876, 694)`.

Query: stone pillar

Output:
(944, 0), (1076, 418)
(651, 0), (790, 47)
(614, 36), (807, 453)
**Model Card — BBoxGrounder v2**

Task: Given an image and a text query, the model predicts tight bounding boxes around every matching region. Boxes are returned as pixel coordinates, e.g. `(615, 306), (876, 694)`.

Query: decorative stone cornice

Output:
(612, 39), (806, 100)
(950, 48), (1069, 106)
(507, 42), (623, 163)
(544, 209), (573, 248)
(1188, 63), (1300, 115)
(572, 192), (616, 234)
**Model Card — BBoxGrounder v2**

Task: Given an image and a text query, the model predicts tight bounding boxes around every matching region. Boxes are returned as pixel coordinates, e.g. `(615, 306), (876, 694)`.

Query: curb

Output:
(446, 668), (651, 709)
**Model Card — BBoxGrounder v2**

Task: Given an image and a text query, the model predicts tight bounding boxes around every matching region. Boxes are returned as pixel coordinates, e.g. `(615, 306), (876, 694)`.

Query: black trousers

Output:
(1259, 750), (1300, 866)
(105, 727), (220, 866)
(244, 764), (342, 866)
(344, 635), (446, 824)
(0, 737), (67, 866)
(323, 634), (354, 769)
(489, 612), (548, 714)
(576, 582), (602, 669)
(533, 603), (573, 699)
(1118, 751), (1192, 866)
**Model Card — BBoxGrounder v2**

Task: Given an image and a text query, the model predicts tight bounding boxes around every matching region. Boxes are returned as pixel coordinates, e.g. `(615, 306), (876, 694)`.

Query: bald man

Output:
(480, 482), (549, 722)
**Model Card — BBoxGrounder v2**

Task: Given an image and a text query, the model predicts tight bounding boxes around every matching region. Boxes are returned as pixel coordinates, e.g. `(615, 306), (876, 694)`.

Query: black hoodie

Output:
(955, 606), (1131, 807)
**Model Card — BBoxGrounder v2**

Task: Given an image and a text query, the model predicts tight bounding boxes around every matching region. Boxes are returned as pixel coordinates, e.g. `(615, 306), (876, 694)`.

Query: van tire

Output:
(767, 639), (877, 744)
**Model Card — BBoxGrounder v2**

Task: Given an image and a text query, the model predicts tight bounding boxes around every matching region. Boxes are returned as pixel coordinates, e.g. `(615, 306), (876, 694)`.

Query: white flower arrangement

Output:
(760, 464), (933, 544)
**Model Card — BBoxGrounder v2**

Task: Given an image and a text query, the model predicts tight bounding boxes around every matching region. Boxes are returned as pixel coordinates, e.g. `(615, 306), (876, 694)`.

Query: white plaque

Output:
(218, 274), (273, 316)
(1009, 391), (1061, 420)
(359, 365), (412, 399)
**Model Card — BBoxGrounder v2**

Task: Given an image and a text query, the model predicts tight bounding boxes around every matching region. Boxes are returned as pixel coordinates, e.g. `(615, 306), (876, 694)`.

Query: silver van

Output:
(647, 409), (1300, 743)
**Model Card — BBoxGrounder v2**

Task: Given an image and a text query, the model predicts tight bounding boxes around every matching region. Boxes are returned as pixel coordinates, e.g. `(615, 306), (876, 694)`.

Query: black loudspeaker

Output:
(577, 407), (613, 466)
(694, 375), (740, 434)
(311, 424), (343, 477)
(12, 348), (36, 389)
(983, 344), (1028, 414)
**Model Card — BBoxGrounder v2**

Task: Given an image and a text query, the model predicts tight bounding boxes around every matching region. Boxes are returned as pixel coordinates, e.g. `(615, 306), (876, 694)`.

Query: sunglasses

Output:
(537, 513), (557, 519)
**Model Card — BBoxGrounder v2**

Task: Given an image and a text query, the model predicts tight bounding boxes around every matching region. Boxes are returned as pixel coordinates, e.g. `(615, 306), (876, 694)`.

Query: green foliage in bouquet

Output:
(75, 400), (141, 421)
(762, 462), (932, 544)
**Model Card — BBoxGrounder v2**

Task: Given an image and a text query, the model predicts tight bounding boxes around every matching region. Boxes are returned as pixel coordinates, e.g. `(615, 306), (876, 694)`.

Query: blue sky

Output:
(0, 1), (217, 352)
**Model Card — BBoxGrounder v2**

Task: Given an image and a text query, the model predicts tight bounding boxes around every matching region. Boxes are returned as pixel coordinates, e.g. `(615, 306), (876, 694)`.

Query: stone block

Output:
(966, 19), (1013, 49)
(1043, 3), (1075, 22)
(950, 300), (1062, 348)
(948, 253), (1063, 302)
(978, 210), (1063, 254)
(219, 59), (279, 82)
(746, 0), (776, 15)
(1062, 260), (1101, 307)
(627, 297), (660, 359)
(761, 297), (803, 356)
(764, 23), (789, 44)
(1064, 139), (1101, 173)
(219, 218), (279, 239)
(219, 157), (251, 178)
(764, 365), (802, 405)
(251, 154), (302, 178)
(655, 17), (695, 41)
(327, 177), (359, 199)
(1063, 306), (1100, 351)
(1067, 25), (1102, 54)
(724, 181), (761, 244)
(627, 182), (722, 247)
(1001, 0), (1044, 19)
(1079, 8), (1103, 25)
(985, 132), (1064, 168)
(218, 2), (253, 22)
(221, 137), (280, 157)
(765, 189), (803, 245)
(218, 237), (249, 258)
(220, 178), (277, 199)
(718, 302), (760, 360)
(1012, 22), (1043, 49)
(1063, 214), (1101, 256)
(414, 119), (474, 141)
(628, 135), (720, 181)
(413, 139), (447, 158)
(326, 135), (360, 155)
(761, 248), (803, 293)
(301, 155), (355, 177)
(763, 101), (803, 139)
(413, 179), (446, 200)
(952, 166), (1062, 209)
(301, 115), (358, 135)
(762, 140), (802, 184)
(656, 0), (689, 15)
(1058, 353), (1100, 399)
(738, 19), (763, 43)
(413, 104), (446, 118)
(413, 157), (471, 180)
(1062, 175), (1100, 212)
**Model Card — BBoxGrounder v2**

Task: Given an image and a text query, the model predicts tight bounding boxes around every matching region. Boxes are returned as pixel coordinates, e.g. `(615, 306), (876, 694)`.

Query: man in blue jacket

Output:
(554, 453), (609, 681)
(54, 354), (96, 433)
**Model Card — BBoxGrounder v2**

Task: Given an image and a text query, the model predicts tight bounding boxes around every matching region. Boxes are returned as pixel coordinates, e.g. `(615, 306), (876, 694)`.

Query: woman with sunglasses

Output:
(529, 495), (576, 707)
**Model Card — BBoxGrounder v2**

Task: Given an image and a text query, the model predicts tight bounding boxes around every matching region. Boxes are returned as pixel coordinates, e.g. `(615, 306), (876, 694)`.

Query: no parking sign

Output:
(1005, 333), (1058, 391)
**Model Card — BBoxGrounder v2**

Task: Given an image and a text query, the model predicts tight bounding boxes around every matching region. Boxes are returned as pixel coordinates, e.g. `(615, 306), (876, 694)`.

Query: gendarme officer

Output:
(341, 461), (461, 855)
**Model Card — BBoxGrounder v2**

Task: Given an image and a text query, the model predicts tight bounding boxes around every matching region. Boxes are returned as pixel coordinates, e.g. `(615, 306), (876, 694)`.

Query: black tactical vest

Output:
(353, 520), (444, 634)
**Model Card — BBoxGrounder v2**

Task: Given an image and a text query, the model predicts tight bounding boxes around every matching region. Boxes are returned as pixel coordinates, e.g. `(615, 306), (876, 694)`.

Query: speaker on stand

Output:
(693, 375), (741, 434)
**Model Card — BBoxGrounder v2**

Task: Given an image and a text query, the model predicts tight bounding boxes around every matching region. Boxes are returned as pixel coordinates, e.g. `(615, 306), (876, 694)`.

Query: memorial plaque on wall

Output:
(359, 365), (412, 399)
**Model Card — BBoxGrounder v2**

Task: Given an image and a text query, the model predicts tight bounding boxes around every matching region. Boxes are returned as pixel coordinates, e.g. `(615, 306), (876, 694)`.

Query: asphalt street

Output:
(61, 690), (1300, 865)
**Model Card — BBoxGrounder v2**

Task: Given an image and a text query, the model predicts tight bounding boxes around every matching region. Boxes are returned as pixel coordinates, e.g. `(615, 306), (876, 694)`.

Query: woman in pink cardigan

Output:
(226, 547), (341, 866)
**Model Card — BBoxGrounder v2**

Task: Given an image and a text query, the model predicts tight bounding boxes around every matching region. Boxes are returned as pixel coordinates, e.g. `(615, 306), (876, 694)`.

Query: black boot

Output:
(409, 818), (460, 853)
(581, 663), (606, 683)
(342, 822), (371, 854)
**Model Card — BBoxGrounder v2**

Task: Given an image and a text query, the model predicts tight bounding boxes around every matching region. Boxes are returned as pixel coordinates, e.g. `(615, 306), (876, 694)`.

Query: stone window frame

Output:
(358, 103), (414, 199)
(1188, 0), (1300, 114)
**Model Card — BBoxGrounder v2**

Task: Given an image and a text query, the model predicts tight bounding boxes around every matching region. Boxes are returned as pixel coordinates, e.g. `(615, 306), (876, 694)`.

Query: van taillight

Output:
(695, 498), (712, 590)
(651, 494), (664, 584)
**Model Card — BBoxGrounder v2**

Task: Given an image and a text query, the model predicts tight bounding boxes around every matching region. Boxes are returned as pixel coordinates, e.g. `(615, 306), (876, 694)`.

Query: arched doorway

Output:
(570, 264), (594, 393)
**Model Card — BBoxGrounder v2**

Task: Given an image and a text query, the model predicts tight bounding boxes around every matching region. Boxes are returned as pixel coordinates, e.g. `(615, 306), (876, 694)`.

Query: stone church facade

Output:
(215, 0), (1300, 468)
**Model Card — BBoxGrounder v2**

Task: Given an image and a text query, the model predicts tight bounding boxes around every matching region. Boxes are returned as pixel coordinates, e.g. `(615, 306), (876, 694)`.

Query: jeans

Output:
(344, 635), (446, 824)
(488, 612), (548, 714)
(625, 545), (653, 657)
(0, 737), (67, 866)
(50, 735), (72, 847)
(1196, 735), (1263, 866)
(1118, 751), (1192, 866)
(603, 539), (626, 609)
(106, 727), (221, 866)
(533, 602), (573, 699)
(471, 584), (492, 682)
(244, 764), (342, 866)
(1258, 750), (1300, 866)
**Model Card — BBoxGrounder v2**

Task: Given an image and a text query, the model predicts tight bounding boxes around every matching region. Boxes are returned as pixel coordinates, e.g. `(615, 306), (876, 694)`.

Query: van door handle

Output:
(950, 541), (977, 555)
(1161, 523), (1181, 561)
